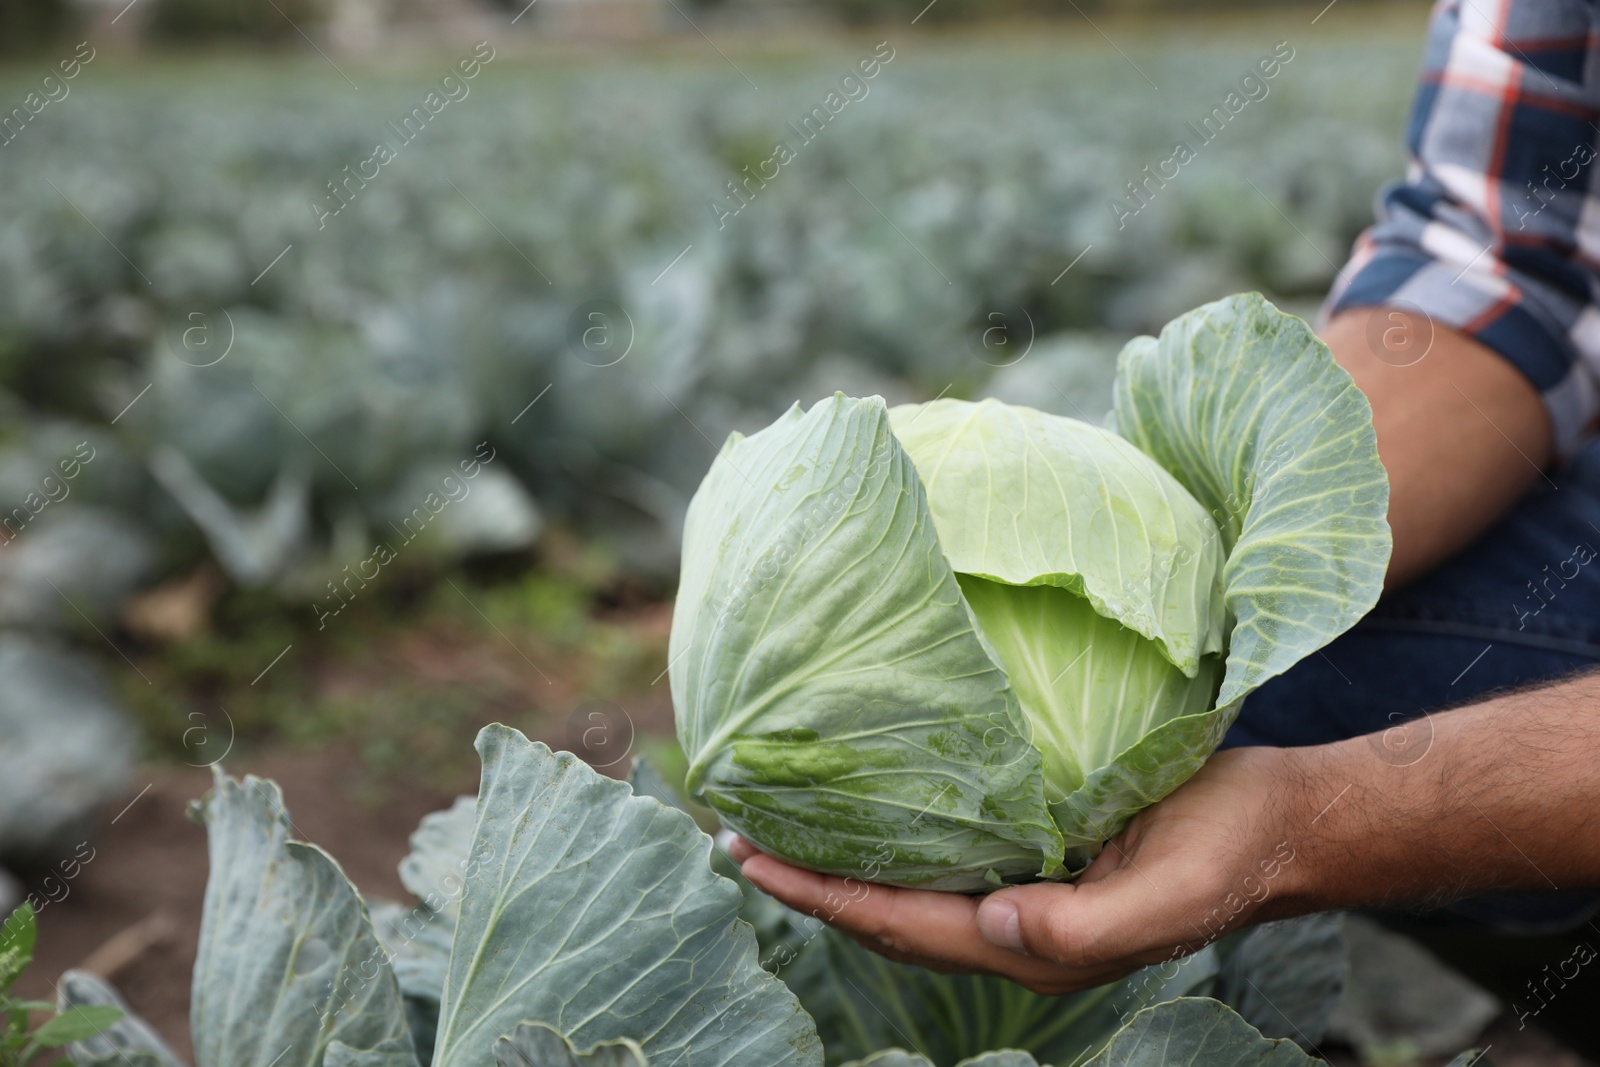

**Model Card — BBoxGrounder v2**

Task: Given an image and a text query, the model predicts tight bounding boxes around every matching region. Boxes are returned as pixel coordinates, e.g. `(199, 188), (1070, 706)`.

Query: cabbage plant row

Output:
(51, 721), (1469, 1067)
(0, 41), (1414, 858)
(0, 41), (1412, 587)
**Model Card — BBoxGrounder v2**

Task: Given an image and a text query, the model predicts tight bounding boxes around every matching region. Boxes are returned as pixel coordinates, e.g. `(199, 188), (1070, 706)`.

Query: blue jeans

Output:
(1224, 440), (1600, 933)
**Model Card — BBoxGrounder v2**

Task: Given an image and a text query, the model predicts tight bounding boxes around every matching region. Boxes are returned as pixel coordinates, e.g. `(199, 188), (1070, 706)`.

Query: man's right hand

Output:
(741, 669), (1600, 985)
(735, 744), (1316, 993)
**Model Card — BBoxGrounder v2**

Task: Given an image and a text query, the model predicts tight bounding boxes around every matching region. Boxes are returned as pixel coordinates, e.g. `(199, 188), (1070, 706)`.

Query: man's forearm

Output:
(1293, 311), (1589, 907)
(1279, 670), (1600, 912)
(1322, 308), (1553, 588)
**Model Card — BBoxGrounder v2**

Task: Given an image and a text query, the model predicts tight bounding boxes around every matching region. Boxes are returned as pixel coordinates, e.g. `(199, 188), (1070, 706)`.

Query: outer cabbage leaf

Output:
(369, 899), (453, 1062)
(1109, 293), (1391, 710)
(785, 915), (1216, 1066)
(670, 394), (1063, 889)
(624, 757), (681, 810)
(888, 399), (1225, 676)
(838, 998), (1319, 1067)
(1047, 295), (1391, 857)
(66, 1050), (172, 1067)
(430, 725), (822, 1067)
(956, 577), (1221, 807)
(376, 795), (481, 1027)
(371, 795), (480, 1062)
(1085, 998), (1315, 1066)
(1048, 708), (1235, 865)
(493, 1023), (649, 1067)
(842, 1055), (1043, 1067)
(629, 758), (810, 956)
(191, 769), (416, 1067)
(1214, 915), (1346, 1048)
(1329, 915), (1498, 1060)
(775, 899), (1344, 1065)
(399, 795), (479, 920)
(58, 970), (185, 1067)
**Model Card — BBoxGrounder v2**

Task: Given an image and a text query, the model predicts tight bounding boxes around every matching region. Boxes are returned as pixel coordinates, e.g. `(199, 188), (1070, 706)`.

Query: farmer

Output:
(735, 0), (1600, 1043)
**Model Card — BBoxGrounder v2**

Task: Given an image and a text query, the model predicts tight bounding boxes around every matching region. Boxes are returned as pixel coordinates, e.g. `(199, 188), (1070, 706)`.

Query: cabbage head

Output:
(670, 294), (1391, 889)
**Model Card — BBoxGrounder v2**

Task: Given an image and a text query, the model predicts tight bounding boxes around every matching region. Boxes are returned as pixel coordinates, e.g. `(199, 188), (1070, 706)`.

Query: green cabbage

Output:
(671, 294), (1391, 888)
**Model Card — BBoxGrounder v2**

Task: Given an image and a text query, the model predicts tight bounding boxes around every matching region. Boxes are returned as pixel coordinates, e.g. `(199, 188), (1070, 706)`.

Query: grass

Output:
(119, 527), (674, 794)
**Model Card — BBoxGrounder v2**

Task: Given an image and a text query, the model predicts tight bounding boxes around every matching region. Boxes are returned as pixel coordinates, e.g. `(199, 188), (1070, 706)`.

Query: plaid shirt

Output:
(1322, 0), (1600, 455)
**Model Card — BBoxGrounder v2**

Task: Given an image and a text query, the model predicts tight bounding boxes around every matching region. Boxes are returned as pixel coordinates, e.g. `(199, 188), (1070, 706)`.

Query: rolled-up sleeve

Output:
(1322, 0), (1600, 455)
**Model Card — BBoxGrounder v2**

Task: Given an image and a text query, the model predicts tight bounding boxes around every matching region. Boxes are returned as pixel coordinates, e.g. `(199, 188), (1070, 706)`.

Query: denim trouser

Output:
(1223, 440), (1600, 934)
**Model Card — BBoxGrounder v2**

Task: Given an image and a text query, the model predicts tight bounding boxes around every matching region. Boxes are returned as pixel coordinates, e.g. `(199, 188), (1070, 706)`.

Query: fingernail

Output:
(977, 897), (1022, 951)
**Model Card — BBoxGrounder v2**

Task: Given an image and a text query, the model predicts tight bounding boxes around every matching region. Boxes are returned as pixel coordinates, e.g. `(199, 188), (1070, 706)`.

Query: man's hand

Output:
(736, 676), (1600, 986)
(733, 747), (1315, 994)
(732, 313), (1581, 987)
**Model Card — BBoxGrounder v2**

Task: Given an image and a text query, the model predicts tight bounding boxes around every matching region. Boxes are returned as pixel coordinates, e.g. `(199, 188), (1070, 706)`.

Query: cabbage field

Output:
(0, 10), (1484, 1064)
(0, 19), (1419, 846)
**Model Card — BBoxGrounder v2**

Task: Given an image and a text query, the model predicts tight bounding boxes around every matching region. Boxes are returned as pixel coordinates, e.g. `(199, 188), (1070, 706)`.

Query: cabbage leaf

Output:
(887, 399), (1225, 676)
(430, 726), (822, 1067)
(190, 771), (416, 1067)
(670, 395), (1065, 889)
